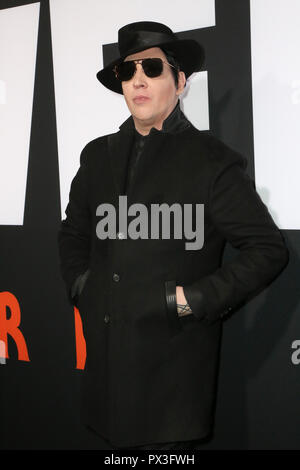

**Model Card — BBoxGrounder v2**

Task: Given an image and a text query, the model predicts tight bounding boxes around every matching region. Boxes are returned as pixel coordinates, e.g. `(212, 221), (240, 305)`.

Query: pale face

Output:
(121, 47), (186, 135)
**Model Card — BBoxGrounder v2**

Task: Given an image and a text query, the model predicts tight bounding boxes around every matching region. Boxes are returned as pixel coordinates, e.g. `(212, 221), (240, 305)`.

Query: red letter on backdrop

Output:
(74, 307), (86, 369)
(0, 292), (30, 361)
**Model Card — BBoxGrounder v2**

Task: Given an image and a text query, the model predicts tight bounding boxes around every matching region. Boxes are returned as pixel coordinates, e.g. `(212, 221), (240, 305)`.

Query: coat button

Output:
(117, 231), (125, 239)
(222, 307), (233, 316)
(113, 273), (120, 282)
(104, 314), (110, 323)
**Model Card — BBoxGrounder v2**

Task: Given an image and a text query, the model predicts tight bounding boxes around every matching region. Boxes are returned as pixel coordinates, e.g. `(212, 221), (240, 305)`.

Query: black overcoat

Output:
(57, 109), (288, 448)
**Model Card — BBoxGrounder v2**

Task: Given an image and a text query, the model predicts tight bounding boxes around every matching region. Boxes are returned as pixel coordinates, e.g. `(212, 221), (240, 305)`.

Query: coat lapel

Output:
(107, 115), (135, 196)
(107, 108), (189, 203)
(107, 115), (163, 201)
(125, 131), (166, 204)
(107, 102), (191, 199)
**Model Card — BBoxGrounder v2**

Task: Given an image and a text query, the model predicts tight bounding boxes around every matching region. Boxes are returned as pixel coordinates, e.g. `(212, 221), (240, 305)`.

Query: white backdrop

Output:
(250, 0), (300, 229)
(0, 3), (40, 225)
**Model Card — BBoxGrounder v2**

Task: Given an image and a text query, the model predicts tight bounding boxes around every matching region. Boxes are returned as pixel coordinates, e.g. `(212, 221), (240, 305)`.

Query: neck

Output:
(133, 99), (179, 136)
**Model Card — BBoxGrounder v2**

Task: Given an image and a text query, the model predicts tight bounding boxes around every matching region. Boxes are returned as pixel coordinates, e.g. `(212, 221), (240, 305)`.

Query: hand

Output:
(176, 286), (193, 317)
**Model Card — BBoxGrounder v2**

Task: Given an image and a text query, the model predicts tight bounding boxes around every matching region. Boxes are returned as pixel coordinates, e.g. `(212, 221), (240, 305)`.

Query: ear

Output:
(176, 70), (186, 96)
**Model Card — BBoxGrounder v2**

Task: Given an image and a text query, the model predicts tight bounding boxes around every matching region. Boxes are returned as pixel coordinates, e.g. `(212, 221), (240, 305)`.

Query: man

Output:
(57, 21), (289, 450)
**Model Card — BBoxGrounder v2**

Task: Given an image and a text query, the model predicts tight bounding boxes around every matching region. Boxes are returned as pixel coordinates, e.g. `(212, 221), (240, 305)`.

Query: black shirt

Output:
(124, 100), (190, 194)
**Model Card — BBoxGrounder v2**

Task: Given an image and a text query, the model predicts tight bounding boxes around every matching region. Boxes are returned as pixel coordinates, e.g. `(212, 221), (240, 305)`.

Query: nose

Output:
(132, 63), (147, 88)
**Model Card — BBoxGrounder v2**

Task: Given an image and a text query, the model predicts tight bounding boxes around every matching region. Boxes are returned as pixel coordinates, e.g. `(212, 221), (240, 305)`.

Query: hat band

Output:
(119, 30), (176, 56)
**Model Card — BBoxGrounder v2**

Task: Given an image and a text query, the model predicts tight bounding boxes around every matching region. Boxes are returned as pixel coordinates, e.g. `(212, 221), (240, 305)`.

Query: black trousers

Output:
(115, 438), (204, 450)
(87, 425), (206, 450)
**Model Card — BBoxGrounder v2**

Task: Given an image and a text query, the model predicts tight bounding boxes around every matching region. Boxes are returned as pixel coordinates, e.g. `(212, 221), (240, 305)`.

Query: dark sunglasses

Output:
(113, 58), (178, 81)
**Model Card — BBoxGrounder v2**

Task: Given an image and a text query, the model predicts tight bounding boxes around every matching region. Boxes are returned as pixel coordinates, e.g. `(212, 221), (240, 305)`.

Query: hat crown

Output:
(118, 21), (176, 56)
(119, 21), (174, 38)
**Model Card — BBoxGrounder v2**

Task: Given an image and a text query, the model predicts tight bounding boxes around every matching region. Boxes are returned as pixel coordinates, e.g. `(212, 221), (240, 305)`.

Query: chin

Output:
(133, 110), (153, 122)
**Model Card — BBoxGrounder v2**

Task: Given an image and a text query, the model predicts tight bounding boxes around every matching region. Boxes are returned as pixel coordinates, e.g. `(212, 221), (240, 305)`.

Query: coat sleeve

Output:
(183, 146), (289, 325)
(57, 144), (92, 306)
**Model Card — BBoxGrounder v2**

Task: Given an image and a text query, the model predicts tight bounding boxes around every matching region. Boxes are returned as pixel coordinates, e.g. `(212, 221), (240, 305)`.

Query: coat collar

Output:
(118, 100), (191, 136)
(108, 100), (191, 197)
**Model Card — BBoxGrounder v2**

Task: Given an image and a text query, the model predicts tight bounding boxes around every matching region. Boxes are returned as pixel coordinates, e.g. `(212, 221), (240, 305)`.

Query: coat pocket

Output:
(74, 268), (92, 306)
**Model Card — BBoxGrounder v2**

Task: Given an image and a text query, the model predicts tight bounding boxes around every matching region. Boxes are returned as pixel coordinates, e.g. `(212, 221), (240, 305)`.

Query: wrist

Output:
(176, 286), (193, 316)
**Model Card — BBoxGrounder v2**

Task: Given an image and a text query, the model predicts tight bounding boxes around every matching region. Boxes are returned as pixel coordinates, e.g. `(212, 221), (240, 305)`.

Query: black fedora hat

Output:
(96, 21), (205, 94)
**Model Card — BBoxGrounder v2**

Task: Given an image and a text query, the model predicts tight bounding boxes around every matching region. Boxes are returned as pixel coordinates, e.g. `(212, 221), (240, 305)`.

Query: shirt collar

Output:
(119, 100), (191, 136)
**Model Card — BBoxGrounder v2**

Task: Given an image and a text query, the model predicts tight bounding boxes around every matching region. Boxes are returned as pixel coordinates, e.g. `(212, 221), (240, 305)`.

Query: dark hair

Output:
(160, 47), (185, 89)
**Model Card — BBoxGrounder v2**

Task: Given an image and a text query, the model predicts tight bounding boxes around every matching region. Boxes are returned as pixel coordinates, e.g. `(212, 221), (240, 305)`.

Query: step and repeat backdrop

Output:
(0, 0), (299, 450)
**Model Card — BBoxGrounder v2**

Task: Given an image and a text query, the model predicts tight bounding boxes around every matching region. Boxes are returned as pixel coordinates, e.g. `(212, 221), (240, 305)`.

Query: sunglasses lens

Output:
(115, 58), (164, 81)
(115, 61), (136, 81)
(143, 58), (163, 77)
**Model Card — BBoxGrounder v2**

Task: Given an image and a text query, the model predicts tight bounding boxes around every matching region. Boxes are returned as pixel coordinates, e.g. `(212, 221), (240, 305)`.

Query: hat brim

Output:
(96, 39), (205, 94)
